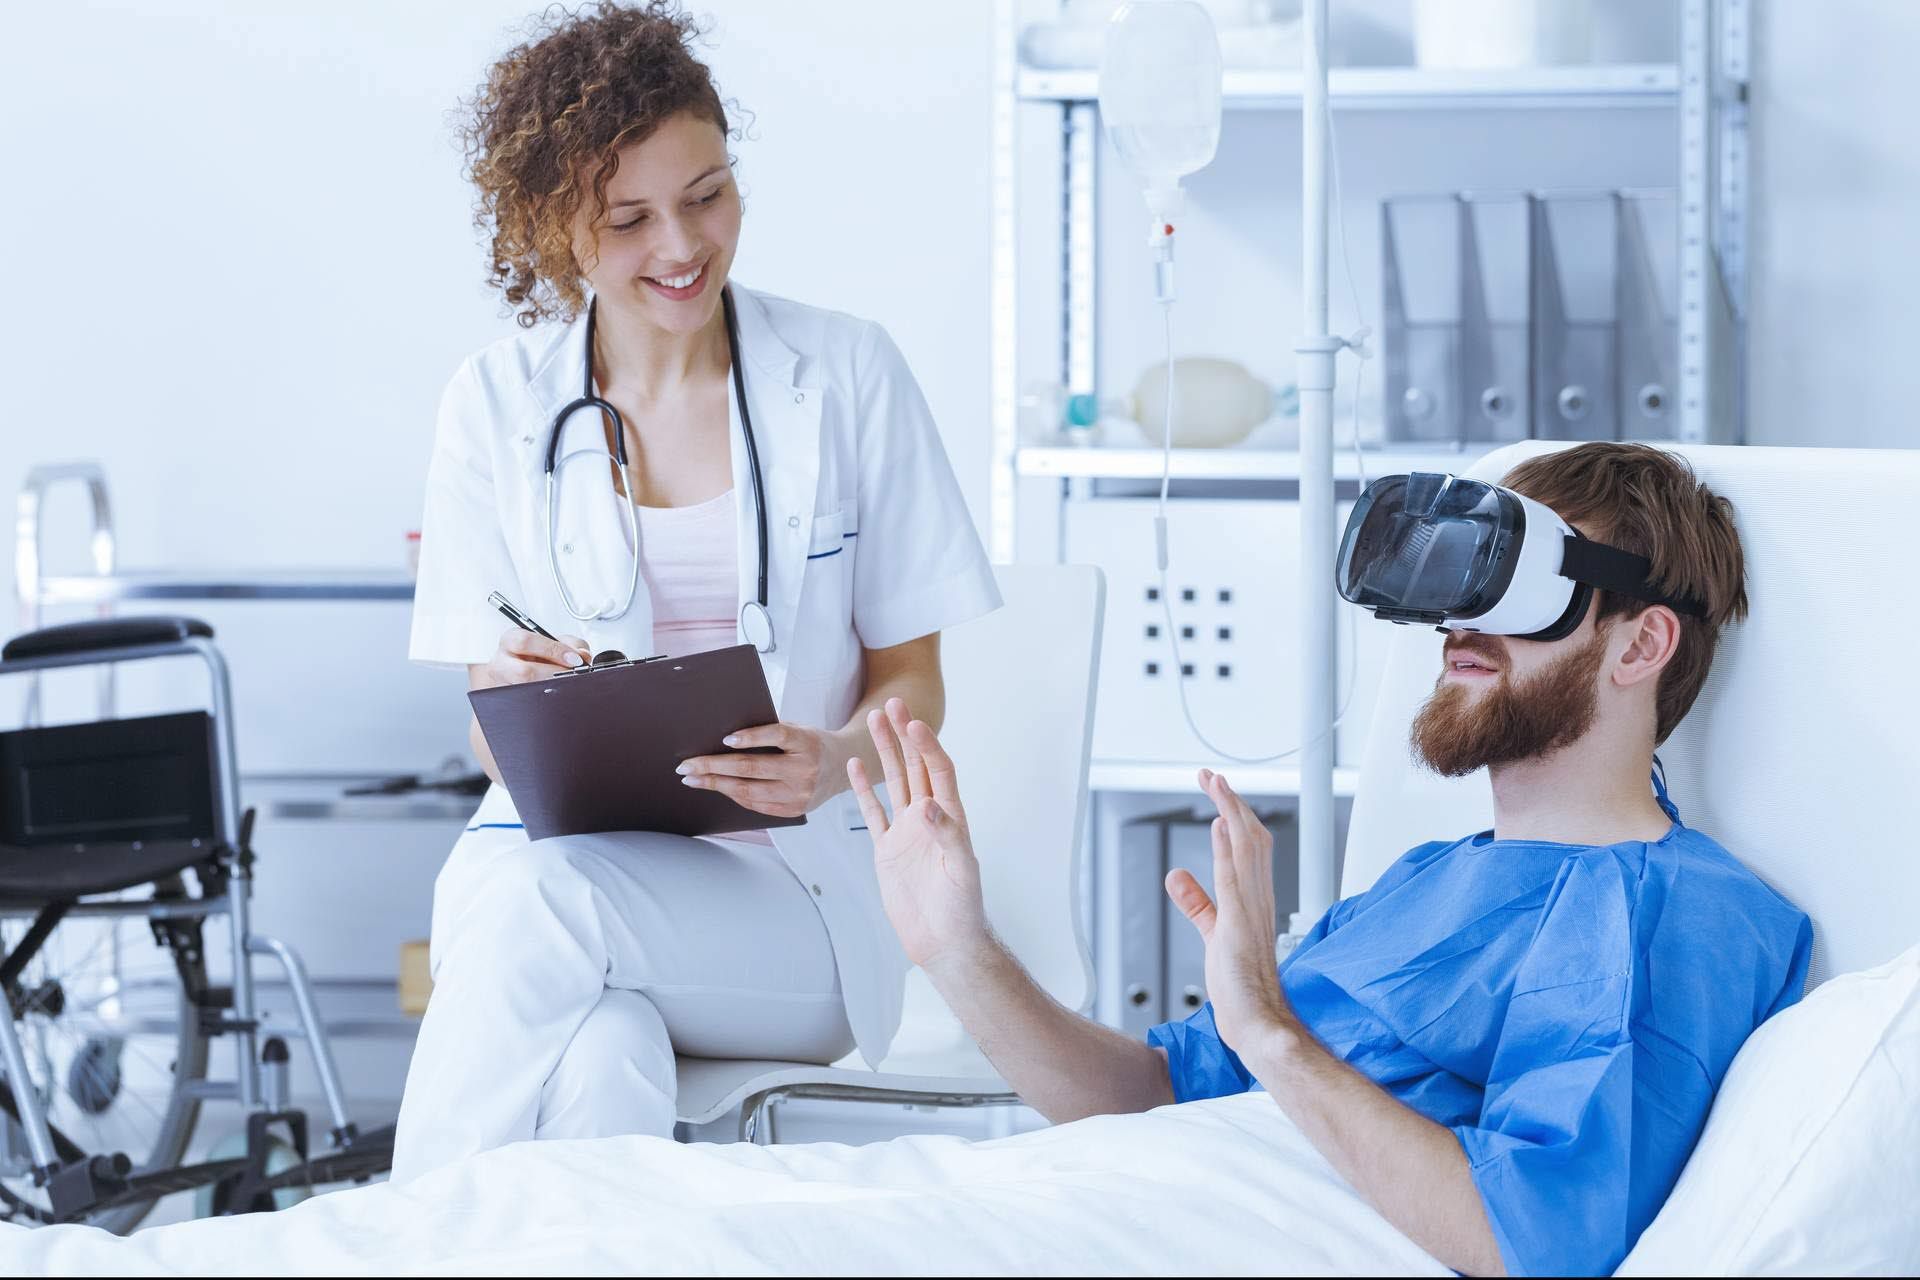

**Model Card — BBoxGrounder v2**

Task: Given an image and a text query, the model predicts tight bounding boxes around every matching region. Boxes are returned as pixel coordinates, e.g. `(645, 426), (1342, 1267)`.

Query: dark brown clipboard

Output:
(467, 643), (805, 842)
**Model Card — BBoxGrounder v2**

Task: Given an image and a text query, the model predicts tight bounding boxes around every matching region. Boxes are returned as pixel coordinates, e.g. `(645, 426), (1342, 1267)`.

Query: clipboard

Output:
(468, 644), (806, 842)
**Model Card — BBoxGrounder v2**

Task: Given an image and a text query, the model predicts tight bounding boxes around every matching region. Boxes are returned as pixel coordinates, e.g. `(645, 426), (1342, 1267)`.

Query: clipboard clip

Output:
(551, 649), (670, 679)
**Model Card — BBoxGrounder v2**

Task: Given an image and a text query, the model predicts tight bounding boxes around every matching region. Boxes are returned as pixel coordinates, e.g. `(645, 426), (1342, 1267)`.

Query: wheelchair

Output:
(0, 616), (394, 1230)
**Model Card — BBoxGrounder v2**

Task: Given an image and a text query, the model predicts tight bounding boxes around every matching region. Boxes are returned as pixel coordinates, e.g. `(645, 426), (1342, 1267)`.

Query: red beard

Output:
(1410, 628), (1609, 777)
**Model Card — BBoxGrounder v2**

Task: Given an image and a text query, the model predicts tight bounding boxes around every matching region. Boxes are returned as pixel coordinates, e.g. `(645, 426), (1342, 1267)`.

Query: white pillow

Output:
(1618, 942), (1920, 1276)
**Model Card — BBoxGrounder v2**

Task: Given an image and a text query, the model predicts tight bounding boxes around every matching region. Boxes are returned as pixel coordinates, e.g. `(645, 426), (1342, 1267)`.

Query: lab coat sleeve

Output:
(1449, 854), (1709, 1278)
(847, 321), (1001, 650)
(408, 359), (522, 669)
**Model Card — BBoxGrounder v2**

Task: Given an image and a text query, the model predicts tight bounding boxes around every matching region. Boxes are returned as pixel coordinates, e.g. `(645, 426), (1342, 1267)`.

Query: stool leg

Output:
(249, 935), (355, 1143)
(739, 1091), (780, 1145)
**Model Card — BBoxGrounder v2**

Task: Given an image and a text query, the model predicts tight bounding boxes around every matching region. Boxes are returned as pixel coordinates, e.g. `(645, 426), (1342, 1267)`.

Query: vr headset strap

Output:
(1559, 536), (1707, 619)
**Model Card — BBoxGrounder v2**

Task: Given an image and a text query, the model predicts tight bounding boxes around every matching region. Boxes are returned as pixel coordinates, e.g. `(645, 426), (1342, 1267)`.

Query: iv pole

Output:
(1290, 0), (1339, 938)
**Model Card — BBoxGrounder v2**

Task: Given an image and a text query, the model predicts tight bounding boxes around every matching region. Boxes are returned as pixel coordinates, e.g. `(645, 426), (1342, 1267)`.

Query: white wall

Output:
(1749, 0), (1920, 449)
(0, 0), (992, 772)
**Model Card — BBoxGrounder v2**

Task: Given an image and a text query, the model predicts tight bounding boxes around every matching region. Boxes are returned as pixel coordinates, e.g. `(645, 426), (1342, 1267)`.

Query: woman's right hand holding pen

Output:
(475, 626), (593, 688)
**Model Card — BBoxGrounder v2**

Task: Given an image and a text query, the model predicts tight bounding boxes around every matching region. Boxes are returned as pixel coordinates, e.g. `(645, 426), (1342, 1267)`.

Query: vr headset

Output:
(1336, 472), (1706, 641)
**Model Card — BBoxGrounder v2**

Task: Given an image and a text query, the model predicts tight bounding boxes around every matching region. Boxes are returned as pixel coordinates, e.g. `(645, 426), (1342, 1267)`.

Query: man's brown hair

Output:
(1501, 443), (1749, 744)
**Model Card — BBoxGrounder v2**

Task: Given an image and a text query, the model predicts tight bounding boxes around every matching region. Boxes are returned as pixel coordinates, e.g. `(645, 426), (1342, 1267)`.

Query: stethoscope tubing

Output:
(543, 286), (772, 648)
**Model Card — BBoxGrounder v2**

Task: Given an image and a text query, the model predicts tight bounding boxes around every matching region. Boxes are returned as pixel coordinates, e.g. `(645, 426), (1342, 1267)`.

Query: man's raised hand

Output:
(1166, 768), (1301, 1054)
(848, 698), (990, 973)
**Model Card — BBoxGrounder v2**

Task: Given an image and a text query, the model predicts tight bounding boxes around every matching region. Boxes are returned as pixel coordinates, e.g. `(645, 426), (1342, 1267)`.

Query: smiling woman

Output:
(458, 1), (737, 329)
(397, 0), (1001, 1182)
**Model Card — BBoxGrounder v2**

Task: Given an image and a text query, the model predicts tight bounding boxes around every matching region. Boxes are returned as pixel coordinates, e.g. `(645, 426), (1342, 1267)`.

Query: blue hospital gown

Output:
(1147, 815), (1811, 1277)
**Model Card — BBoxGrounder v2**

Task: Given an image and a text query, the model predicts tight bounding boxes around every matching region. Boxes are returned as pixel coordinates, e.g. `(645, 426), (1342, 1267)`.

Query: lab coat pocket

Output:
(789, 502), (856, 679)
(807, 503), (852, 563)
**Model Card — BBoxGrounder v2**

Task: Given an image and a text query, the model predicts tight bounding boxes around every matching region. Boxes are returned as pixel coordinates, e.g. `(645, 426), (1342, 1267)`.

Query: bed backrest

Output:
(1342, 443), (1920, 987)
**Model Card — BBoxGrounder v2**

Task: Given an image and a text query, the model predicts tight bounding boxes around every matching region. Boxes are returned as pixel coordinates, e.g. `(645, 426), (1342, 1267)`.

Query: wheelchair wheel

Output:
(1, 912), (211, 1233)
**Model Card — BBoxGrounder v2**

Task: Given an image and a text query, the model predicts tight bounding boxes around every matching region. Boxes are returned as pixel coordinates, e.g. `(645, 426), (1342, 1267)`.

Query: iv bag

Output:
(1098, 1), (1224, 201)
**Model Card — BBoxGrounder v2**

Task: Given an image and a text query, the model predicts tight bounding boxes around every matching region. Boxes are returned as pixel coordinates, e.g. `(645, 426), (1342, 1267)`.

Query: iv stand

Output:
(1289, 0), (1339, 939)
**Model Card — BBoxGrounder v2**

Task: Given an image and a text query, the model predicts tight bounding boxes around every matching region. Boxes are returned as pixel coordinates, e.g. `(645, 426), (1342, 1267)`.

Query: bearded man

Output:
(849, 443), (1811, 1278)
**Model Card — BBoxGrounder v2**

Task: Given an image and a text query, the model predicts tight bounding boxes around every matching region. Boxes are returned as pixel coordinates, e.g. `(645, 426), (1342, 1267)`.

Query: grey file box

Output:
(1383, 193), (1532, 447)
(1112, 807), (1299, 1040)
(1384, 188), (1680, 446)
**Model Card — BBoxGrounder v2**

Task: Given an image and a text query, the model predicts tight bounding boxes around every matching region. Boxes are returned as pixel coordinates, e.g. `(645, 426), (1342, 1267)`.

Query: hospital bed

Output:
(3, 443), (1916, 1274)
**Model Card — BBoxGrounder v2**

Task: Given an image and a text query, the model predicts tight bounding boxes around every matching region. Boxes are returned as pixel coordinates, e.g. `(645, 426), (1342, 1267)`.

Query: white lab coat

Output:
(407, 284), (1000, 1067)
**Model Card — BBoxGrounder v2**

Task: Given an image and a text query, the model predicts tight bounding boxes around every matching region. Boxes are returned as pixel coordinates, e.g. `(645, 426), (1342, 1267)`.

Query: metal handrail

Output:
(15, 462), (118, 726)
(15, 461), (116, 625)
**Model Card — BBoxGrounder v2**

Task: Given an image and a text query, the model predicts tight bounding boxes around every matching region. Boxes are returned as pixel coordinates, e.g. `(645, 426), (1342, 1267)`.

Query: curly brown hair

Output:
(458, 2), (733, 327)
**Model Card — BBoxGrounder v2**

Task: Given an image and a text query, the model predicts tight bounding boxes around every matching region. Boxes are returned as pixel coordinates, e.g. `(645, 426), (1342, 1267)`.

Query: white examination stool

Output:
(1343, 442), (1920, 992)
(673, 564), (1105, 1141)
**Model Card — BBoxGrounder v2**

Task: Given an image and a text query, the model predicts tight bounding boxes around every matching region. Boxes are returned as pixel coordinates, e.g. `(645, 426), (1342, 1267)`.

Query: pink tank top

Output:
(636, 490), (742, 660)
(636, 491), (774, 845)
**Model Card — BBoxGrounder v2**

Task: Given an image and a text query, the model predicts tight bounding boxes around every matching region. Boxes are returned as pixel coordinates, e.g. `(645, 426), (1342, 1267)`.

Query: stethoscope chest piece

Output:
(741, 600), (776, 654)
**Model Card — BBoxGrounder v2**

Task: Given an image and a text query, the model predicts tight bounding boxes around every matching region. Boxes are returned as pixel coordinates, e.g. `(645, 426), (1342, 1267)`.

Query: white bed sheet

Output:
(1, 1094), (1450, 1276)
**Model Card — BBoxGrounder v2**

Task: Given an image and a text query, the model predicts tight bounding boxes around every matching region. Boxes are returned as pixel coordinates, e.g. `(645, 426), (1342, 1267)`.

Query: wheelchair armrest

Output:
(2, 616), (214, 662)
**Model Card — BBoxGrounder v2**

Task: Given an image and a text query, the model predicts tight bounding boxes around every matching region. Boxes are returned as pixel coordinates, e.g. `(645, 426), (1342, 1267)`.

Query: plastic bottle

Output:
(1019, 384), (1125, 446)
(1099, 2), (1224, 303)
(1022, 359), (1295, 448)
(1100, 2), (1224, 227)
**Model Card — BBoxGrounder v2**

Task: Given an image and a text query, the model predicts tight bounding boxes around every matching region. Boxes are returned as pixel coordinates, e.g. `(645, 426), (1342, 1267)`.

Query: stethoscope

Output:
(543, 285), (775, 653)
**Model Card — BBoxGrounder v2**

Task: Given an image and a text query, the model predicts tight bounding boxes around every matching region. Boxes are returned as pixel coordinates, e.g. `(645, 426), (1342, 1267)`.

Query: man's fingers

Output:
(867, 708), (912, 812)
(886, 698), (932, 804)
(1165, 868), (1217, 941)
(905, 719), (964, 816)
(1208, 813), (1240, 896)
(847, 758), (889, 837)
(1202, 769), (1263, 874)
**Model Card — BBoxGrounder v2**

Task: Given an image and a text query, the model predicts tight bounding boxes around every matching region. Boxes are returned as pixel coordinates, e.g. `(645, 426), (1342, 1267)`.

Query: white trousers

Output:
(391, 831), (853, 1183)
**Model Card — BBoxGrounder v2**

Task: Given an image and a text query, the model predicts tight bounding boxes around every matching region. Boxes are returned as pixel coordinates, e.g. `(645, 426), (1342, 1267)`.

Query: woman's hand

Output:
(678, 721), (852, 819)
(475, 626), (592, 688)
(846, 699), (991, 972)
(1166, 769), (1303, 1056)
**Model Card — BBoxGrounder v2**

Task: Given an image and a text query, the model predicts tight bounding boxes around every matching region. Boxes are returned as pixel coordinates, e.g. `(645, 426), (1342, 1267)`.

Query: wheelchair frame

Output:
(0, 628), (361, 1221)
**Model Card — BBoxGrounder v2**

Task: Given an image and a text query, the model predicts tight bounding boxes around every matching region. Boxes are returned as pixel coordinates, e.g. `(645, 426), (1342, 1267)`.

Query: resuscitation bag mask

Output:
(1336, 472), (1707, 641)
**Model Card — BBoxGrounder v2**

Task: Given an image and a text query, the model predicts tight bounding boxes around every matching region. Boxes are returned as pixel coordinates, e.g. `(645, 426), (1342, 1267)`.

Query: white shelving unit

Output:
(988, 0), (1751, 800)
(1015, 443), (1469, 484)
(1017, 62), (1680, 110)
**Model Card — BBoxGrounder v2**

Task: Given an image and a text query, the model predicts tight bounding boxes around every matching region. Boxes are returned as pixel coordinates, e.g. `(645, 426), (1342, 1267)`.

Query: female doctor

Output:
(392, 2), (997, 1180)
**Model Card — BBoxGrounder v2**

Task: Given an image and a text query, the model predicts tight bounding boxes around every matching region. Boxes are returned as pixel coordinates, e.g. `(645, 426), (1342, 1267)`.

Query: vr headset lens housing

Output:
(1337, 473), (1525, 619)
